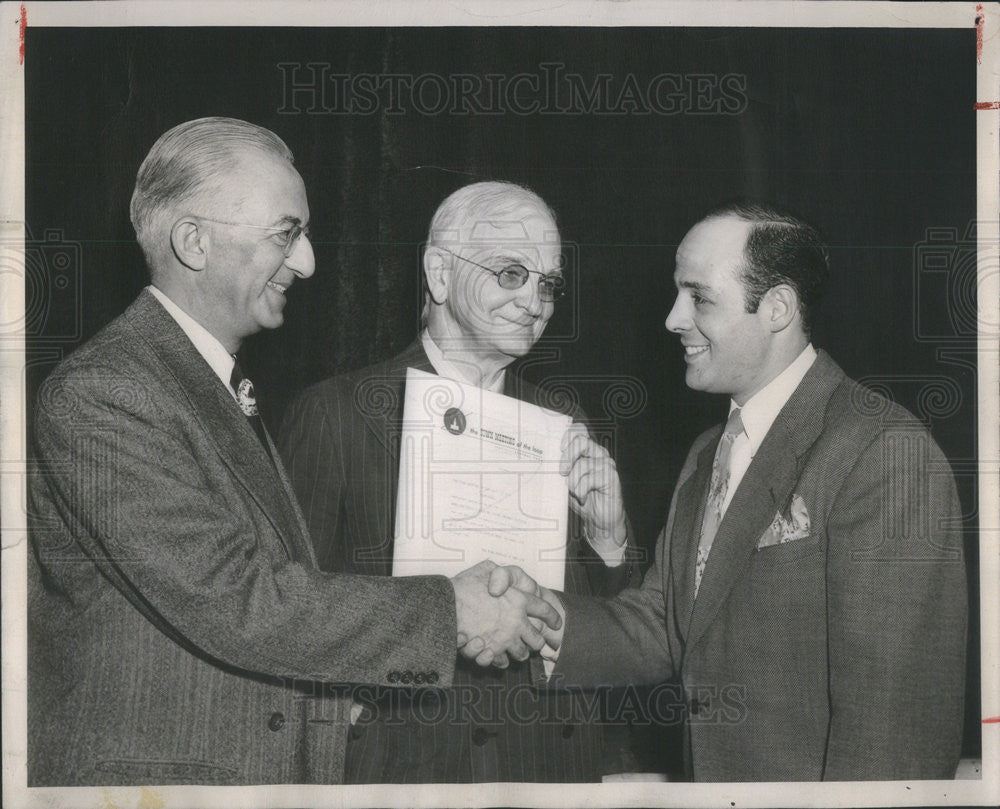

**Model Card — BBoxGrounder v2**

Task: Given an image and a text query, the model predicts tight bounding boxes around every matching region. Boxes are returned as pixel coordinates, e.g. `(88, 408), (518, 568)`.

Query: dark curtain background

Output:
(25, 26), (980, 765)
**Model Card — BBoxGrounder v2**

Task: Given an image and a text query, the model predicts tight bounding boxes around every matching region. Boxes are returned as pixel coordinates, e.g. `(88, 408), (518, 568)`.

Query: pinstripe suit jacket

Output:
(553, 350), (968, 780)
(279, 341), (634, 782)
(27, 291), (458, 786)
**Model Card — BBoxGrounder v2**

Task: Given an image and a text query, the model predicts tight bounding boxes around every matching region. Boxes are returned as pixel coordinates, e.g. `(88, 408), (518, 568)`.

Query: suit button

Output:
(267, 712), (286, 731)
(561, 725), (575, 739)
(471, 727), (495, 746)
(414, 672), (426, 684)
(427, 671), (439, 684)
(401, 670), (413, 684)
(387, 670), (400, 683)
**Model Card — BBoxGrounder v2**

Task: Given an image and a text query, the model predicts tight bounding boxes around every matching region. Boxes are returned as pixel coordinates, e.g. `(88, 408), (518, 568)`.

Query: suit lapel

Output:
(356, 340), (434, 467)
(125, 291), (310, 562)
(684, 351), (845, 653)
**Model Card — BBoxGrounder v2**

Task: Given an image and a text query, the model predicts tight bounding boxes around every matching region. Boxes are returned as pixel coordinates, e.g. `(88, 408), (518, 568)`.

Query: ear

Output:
(423, 246), (450, 305)
(760, 283), (799, 333)
(170, 217), (208, 271)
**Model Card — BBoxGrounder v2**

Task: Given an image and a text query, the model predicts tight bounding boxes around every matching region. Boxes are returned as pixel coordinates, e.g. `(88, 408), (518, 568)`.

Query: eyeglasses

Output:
(437, 247), (567, 302)
(195, 216), (309, 257)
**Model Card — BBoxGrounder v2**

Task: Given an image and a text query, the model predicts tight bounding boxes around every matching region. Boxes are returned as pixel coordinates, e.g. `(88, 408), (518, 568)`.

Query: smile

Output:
(265, 280), (288, 295)
(684, 345), (709, 357)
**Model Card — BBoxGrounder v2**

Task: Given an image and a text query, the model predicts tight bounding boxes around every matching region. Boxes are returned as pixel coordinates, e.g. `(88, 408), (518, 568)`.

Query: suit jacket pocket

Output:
(96, 758), (241, 785)
(753, 534), (822, 563)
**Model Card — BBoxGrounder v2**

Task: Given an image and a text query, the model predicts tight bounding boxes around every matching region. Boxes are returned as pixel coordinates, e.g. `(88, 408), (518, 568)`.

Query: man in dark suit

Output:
(503, 200), (968, 780)
(27, 119), (560, 786)
(279, 181), (635, 782)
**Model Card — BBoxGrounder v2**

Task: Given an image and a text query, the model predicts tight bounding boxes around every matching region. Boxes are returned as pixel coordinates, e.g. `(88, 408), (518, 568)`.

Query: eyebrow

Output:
(488, 250), (564, 275)
(677, 279), (712, 292)
(271, 215), (305, 228)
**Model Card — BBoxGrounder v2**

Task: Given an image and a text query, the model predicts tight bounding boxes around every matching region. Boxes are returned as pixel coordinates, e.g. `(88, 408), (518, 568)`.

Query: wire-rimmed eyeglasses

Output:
(195, 215), (310, 258)
(437, 246), (567, 302)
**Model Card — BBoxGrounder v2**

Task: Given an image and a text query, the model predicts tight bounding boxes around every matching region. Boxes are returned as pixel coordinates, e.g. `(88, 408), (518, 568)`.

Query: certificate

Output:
(392, 368), (571, 591)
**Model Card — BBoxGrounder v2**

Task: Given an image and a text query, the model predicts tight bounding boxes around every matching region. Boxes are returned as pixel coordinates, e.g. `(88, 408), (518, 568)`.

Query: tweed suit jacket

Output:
(278, 340), (634, 782)
(553, 350), (968, 781)
(27, 291), (459, 786)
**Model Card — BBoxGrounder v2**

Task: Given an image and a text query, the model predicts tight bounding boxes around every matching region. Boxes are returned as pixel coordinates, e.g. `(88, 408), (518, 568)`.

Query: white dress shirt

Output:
(420, 329), (506, 393)
(147, 285), (237, 401)
(719, 344), (818, 516)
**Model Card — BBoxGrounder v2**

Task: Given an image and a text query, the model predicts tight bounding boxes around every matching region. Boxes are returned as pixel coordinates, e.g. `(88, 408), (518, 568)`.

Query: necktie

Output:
(230, 358), (273, 461)
(694, 407), (744, 596)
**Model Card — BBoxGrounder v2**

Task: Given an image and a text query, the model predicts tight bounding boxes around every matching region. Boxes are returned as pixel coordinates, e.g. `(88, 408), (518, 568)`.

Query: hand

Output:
(560, 424), (627, 555)
(468, 566), (566, 667)
(451, 561), (562, 669)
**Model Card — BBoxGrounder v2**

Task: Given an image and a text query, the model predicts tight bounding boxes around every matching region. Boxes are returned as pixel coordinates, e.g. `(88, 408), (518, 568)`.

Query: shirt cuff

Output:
(541, 643), (560, 678)
(587, 530), (628, 567)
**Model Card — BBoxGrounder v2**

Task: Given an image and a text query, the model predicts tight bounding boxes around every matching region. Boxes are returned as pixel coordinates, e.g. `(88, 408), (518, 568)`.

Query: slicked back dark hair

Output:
(700, 199), (829, 336)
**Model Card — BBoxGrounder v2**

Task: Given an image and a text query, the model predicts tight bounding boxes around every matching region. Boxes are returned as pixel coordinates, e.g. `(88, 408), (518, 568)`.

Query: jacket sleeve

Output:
(548, 437), (696, 689)
(822, 425), (967, 779)
(33, 363), (458, 689)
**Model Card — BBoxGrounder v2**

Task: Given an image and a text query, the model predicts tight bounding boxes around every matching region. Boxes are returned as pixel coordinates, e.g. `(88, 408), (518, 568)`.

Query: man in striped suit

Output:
(280, 181), (635, 782)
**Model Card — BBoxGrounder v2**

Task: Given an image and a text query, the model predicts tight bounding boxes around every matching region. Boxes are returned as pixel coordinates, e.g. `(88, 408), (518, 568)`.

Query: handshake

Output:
(450, 561), (565, 669)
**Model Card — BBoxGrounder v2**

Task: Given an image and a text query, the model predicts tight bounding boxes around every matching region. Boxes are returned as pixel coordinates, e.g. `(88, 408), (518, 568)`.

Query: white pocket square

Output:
(757, 493), (811, 549)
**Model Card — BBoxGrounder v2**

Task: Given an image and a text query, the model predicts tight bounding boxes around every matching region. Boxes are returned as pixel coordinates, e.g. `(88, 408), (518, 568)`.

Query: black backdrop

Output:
(25, 25), (980, 761)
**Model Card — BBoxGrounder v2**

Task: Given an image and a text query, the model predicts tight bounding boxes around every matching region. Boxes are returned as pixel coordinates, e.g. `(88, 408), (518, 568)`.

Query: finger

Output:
(559, 424), (590, 474)
(506, 639), (530, 662)
(505, 565), (539, 596)
(541, 622), (562, 651)
(487, 565), (514, 597)
(524, 592), (562, 631)
(491, 653), (510, 669)
(463, 636), (486, 656)
(521, 623), (546, 652)
(474, 647), (496, 667)
(459, 639), (488, 662)
(457, 631), (468, 647)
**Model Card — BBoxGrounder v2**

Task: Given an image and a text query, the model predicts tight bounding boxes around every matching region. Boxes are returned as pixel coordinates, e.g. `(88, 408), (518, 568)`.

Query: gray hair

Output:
(421, 181), (558, 325)
(130, 117), (294, 267)
(427, 181), (557, 248)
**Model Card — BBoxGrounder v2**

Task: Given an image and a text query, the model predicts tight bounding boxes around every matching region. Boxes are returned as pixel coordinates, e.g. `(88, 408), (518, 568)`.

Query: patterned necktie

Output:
(230, 358), (273, 461)
(694, 407), (744, 597)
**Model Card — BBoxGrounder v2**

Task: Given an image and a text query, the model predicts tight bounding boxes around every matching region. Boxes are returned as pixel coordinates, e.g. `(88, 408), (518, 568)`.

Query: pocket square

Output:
(757, 493), (811, 549)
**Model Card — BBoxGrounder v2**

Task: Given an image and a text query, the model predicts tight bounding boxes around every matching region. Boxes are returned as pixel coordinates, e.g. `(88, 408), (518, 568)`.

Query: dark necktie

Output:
(230, 357), (273, 461)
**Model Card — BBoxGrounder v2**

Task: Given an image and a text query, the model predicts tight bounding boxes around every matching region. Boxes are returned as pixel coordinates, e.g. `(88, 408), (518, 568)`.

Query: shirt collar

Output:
(420, 330), (506, 394)
(147, 285), (236, 398)
(730, 344), (817, 456)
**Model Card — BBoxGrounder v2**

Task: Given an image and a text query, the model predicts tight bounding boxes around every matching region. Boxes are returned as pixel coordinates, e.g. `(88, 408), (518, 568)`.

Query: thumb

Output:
(487, 565), (514, 597)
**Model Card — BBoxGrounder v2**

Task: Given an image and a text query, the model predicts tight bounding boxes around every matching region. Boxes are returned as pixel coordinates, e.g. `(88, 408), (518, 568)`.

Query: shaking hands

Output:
(449, 425), (622, 669)
(450, 561), (564, 669)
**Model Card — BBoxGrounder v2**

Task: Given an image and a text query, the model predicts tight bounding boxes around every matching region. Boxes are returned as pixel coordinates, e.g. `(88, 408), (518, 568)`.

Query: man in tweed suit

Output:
(27, 120), (560, 786)
(279, 181), (635, 782)
(508, 200), (968, 780)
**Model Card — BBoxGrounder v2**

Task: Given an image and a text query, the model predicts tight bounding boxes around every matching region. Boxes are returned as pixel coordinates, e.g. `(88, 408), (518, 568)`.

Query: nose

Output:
(286, 232), (315, 278)
(665, 294), (688, 333)
(515, 273), (544, 317)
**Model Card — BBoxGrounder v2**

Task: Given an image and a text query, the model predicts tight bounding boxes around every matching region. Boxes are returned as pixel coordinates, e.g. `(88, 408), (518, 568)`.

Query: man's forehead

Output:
(675, 215), (751, 274)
